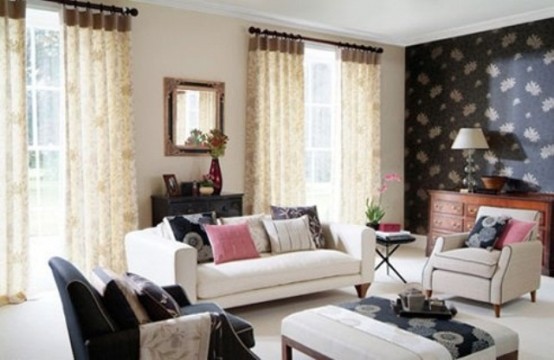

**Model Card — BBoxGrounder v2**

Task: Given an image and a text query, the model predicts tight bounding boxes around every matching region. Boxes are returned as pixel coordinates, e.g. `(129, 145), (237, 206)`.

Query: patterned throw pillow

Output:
(126, 273), (181, 321)
(204, 223), (260, 264)
(90, 267), (150, 328)
(219, 214), (271, 253)
(163, 212), (216, 263)
(466, 215), (510, 250)
(263, 215), (315, 254)
(270, 205), (325, 248)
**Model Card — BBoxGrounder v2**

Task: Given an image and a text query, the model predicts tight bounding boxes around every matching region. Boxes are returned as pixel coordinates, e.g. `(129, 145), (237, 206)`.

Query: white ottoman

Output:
(282, 305), (518, 360)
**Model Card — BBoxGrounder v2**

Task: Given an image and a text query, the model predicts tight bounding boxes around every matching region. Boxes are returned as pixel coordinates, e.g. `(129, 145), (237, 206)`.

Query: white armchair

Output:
(422, 206), (542, 317)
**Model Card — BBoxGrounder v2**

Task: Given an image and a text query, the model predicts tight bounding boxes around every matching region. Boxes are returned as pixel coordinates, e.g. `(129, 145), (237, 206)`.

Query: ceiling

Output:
(135, 0), (554, 46)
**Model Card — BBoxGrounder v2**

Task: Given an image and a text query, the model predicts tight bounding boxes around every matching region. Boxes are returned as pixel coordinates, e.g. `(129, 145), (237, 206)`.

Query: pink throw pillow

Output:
(494, 219), (536, 249)
(204, 223), (260, 264)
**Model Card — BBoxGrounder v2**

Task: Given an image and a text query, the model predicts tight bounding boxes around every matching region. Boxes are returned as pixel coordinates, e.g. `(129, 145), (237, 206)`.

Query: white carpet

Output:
(1, 245), (553, 359)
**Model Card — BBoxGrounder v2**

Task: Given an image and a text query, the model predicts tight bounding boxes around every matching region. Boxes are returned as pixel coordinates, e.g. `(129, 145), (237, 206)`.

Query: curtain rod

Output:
(41, 0), (139, 17)
(248, 26), (383, 54)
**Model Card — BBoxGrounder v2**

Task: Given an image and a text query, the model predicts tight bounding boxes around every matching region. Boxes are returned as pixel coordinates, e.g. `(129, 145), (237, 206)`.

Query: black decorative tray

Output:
(392, 299), (454, 319)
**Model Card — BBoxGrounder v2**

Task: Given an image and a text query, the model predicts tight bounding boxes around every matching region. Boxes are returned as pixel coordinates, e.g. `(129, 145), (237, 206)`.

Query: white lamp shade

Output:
(451, 128), (489, 150)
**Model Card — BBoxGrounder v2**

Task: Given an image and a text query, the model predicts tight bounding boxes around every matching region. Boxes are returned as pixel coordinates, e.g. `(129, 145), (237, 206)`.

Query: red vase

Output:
(209, 157), (222, 195)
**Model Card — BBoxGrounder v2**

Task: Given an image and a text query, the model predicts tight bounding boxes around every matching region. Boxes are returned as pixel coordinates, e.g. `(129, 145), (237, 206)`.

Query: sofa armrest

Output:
(125, 228), (199, 303)
(322, 222), (375, 282)
(491, 240), (543, 304)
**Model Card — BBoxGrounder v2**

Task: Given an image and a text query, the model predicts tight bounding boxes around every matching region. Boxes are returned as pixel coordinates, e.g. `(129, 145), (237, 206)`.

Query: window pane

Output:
(37, 90), (60, 146)
(26, 29), (33, 84)
(313, 150), (331, 182)
(35, 29), (61, 86)
(27, 91), (34, 144)
(305, 151), (314, 182)
(310, 107), (331, 147)
(310, 63), (332, 103)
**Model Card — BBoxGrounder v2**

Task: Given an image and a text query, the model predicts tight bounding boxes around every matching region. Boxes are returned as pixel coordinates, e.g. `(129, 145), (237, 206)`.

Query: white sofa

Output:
(125, 222), (375, 308)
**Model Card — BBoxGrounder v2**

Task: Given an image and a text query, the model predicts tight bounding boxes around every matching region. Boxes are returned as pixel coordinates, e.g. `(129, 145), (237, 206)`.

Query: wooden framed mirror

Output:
(164, 77), (224, 156)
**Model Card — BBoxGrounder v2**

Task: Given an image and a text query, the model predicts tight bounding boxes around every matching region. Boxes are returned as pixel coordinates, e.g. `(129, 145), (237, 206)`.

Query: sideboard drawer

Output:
(465, 204), (479, 218)
(432, 200), (463, 216)
(431, 214), (463, 232)
(151, 193), (244, 225)
(171, 201), (210, 215)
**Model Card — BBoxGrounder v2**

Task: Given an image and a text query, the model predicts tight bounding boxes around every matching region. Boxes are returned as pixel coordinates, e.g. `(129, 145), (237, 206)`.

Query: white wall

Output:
(129, 2), (406, 228)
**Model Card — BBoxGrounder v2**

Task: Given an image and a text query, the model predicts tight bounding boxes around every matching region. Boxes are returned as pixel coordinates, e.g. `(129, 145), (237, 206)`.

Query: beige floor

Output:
(1, 245), (553, 359)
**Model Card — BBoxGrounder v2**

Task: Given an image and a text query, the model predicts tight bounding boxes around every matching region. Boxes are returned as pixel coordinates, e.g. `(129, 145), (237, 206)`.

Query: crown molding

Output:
(133, 0), (554, 47)
(401, 7), (554, 46)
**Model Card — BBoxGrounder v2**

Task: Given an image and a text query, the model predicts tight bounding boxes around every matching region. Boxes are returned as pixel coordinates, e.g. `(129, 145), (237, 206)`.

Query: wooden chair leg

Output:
(355, 283), (370, 298)
(530, 290), (537, 302)
(425, 290), (432, 298)
(493, 304), (501, 318)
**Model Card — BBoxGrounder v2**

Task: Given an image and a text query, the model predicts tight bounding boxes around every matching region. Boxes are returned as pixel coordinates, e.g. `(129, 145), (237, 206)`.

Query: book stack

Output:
(375, 230), (414, 242)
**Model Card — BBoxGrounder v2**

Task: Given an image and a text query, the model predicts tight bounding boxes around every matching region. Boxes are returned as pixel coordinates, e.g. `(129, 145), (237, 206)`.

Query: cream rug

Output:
(1, 245), (553, 359)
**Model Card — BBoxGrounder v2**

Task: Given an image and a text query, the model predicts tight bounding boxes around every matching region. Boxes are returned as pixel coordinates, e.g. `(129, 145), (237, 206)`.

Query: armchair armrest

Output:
(432, 232), (469, 253)
(162, 285), (192, 307)
(125, 228), (199, 303)
(86, 328), (139, 360)
(491, 240), (543, 304)
(322, 222), (375, 282)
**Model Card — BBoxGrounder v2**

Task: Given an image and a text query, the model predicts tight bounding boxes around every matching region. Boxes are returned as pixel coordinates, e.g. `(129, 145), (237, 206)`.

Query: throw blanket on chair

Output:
(339, 296), (495, 359)
(139, 313), (212, 360)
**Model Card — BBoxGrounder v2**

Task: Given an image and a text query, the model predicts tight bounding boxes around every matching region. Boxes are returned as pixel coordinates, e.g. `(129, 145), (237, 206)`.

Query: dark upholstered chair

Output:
(49, 257), (257, 359)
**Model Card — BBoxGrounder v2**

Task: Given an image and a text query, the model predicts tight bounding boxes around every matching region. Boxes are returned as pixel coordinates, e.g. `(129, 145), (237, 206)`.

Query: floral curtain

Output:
(63, 8), (138, 273)
(0, 0), (28, 306)
(244, 35), (305, 213)
(340, 48), (381, 224)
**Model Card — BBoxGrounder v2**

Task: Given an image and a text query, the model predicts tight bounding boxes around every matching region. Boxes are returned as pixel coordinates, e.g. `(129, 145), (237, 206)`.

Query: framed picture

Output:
(163, 174), (181, 197)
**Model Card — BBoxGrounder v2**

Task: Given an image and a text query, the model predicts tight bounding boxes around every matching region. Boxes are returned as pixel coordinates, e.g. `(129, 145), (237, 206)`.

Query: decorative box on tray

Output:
(394, 287), (456, 319)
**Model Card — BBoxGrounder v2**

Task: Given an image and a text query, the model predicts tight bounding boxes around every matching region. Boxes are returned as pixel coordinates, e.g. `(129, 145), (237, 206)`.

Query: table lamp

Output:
(451, 128), (489, 193)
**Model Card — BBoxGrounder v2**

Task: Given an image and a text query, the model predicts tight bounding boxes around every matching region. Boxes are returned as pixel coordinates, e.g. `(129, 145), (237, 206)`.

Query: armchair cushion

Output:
(433, 248), (501, 278)
(466, 215), (510, 250)
(204, 223), (260, 264)
(91, 267), (150, 328)
(126, 273), (181, 321)
(494, 219), (536, 249)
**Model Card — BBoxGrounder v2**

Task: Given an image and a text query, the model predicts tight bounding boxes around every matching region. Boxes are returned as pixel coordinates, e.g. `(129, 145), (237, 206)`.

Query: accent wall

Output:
(405, 18), (554, 234)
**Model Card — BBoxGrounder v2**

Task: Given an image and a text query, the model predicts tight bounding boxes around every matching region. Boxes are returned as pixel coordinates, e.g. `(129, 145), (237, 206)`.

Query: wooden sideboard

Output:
(427, 190), (554, 276)
(151, 193), (243, 226)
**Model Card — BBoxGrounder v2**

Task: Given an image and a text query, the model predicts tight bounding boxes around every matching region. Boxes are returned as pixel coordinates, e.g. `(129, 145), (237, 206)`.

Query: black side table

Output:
(375, 232), (416, 283)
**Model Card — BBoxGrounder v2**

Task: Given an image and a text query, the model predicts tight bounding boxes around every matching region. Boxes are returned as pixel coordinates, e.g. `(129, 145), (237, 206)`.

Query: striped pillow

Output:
(262, 215), (315, 254)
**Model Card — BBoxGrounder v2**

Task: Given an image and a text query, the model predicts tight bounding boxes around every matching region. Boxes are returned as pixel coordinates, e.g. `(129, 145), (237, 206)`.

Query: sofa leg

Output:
(425, 290), (432, 298)
(355, 283), (370, 298)
(493, 304), (501, 318)
(530, 290), (537, 302)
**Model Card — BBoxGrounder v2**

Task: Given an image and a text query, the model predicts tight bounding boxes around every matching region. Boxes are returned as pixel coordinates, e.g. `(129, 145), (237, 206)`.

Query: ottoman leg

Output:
(493, 304), (501, 318)
(531, 290), (537, 302)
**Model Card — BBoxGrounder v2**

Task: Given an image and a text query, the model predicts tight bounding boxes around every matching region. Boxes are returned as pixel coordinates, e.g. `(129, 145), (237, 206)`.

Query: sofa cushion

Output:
(494, 219), (536, 249)
(196, 249), (360, 299)
(466, 215), (510, 250)
(90, 267), (150, 328)
(163, 212), (216, 263)
(204, 223), (260, 264)
(126, 273), (181, 321)
(219, 214), (271, 253)
(433, 248), (501, 278)
(271, 205), (325, 248)
(263, 215), (315, 254)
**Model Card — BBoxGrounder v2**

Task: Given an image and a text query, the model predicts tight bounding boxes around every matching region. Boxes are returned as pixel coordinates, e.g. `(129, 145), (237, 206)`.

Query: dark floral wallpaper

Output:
(405, 18), (554, 234)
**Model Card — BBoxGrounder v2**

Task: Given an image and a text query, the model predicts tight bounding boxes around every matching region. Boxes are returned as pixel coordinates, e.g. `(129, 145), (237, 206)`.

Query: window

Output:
(26, 8), (65, 293)
(304, 44), (340, 221)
